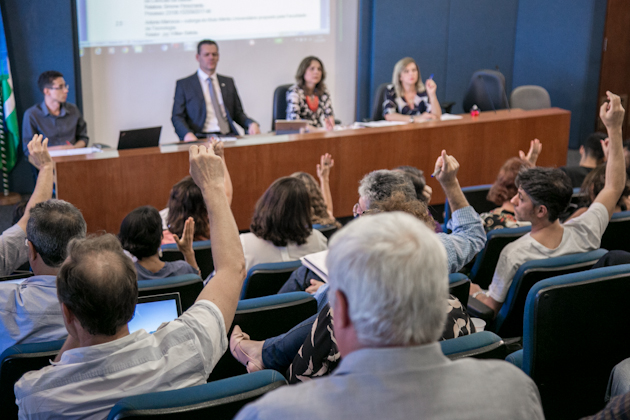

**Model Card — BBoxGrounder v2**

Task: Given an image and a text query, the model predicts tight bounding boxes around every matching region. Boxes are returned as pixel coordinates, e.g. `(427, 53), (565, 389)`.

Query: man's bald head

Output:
(57, 234), (137, 336)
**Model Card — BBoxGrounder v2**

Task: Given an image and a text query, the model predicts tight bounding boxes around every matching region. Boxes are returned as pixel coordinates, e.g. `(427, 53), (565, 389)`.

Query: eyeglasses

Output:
(49, 84), (70, 91)
(353, 202), (365, 218)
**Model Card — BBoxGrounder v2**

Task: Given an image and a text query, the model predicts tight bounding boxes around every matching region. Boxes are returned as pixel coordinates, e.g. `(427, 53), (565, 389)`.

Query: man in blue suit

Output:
(172, 40), (260, 141)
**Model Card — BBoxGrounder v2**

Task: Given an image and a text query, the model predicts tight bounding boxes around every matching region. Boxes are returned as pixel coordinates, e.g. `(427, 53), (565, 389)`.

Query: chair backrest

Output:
(161, 240), (214, 279)
(240, 260), (303, 300)
(509, 85), (551, 110)
(312, 224), (337, 241)
(600, 210), (630, 253)
(444, 184), (494, 227)
(462, 69), (508, 113)
(209, 292), (318, 381)
(469, 225), (532, 289)
(491, 248), (607, 338)
(271, 84), (293, 130)
(440, 331), (506, 360)
(0, 339), (65, 420)
(370, 83), (389, 121)
(448, 273), (471, 307)
(108, 370), (287, 420)
(138, 274), (203, 312)
(521, 265), (630, 419)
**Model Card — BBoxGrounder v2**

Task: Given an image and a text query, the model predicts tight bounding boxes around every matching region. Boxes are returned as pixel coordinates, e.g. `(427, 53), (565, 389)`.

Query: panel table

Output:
(53, 108), (571, 233)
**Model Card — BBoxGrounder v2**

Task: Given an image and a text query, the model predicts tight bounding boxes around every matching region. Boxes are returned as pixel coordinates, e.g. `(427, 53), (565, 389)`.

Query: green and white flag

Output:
(0, 10), (19, 195)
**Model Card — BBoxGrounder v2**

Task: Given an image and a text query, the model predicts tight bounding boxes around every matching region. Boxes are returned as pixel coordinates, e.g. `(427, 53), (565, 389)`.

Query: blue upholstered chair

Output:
(312, 224), (338, 241)
(600, 210), (630, 253)
(240, 260), (303, 300)
(108, 370), (287, 420)
(161, 240), (214, 279)
(462, 69), (509, 113)
(469, 225), (532, 290)
(509, 85), (551, 110)
(0, 339), (65, 420)
(489, 248), (607, 338)
(138, 273), (203, 312)
(271, 84), (293, 130)
(448, 273), (471, 307)
(506, 265), (630, 419)
(443, 184), (494, 228)
(440, 331), (506, 360)
(209, 292), (317, 381)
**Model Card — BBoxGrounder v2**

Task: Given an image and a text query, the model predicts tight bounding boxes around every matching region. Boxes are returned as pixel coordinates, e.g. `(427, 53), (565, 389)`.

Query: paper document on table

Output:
(49, 147), (103, 157)
(440, 114), (464, 121)
(353, 121), (407, 128)
(300, 250), (329, 282)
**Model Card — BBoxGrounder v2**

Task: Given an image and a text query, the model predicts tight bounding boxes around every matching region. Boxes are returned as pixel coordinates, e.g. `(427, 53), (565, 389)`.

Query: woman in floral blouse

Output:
(383, 57), (441, 122)
(286, 56), (335, 130)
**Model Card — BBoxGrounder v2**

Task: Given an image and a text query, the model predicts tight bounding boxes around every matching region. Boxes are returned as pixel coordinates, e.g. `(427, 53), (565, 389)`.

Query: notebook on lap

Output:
(128, 292), (182, 334)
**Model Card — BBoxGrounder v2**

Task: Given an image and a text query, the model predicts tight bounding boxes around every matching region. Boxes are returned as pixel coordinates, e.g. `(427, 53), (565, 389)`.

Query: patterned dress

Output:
(382, 84), (432, 117)
(479, 208), (531, 233)
(288, 295), (475, 383)
(286, 84), (334, 128)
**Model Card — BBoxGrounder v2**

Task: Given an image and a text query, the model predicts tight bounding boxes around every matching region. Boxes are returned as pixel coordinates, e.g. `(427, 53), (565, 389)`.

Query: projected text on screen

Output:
(77, 0), (330, 47)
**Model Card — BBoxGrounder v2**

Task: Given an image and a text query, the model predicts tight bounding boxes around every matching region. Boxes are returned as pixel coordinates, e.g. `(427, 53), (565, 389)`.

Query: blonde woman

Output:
(383, 57), (441, 122)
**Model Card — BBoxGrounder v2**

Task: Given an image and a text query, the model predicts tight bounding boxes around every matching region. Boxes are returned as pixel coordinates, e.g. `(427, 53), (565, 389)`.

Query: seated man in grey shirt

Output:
(22, 70), (88, 154)
(0, 196), (87, 354)
(235, 211), (544, 420)
(0, 135), (54, 276)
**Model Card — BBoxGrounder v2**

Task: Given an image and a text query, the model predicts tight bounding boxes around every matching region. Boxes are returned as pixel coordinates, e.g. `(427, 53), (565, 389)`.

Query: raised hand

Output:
(173, 217), (195, 254)
(519, 138), (542, 165)
(27, 134), (52, 170)
(425, 78), (437, 96)
(189, 144), (225, 193)
(316, 153), (334, 180)
(600, 91), (625, 132)
(433, 150), (460, 186)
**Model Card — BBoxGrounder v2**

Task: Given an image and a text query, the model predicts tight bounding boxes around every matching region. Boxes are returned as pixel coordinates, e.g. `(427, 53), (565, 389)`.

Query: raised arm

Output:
(190, 145), (246, 327)
(316, 153), (335, 219)
(425, 79), (442, 119)
(18, 135), (54, 233)
(594, 91), (626, 218)
(212, 139), (233, 205)
(434, 150), (469, 211)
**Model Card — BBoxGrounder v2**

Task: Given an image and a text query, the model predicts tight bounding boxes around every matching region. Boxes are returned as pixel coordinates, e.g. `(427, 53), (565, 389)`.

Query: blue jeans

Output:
(261, 313), (317, 372)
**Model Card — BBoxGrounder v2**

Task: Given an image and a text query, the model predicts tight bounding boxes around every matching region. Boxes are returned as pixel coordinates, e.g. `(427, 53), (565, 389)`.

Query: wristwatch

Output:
(409, 116), (415, 123)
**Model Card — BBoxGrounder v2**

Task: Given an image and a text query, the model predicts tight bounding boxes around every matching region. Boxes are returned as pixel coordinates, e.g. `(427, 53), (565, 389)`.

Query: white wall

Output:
(79, 0), (358, 146)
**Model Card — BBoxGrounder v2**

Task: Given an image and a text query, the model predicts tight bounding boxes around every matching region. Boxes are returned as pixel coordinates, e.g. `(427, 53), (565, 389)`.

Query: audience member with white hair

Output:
(235, 211), (544, 420)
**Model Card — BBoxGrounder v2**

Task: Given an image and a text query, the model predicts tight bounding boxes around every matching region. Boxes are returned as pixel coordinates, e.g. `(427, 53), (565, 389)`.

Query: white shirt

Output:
(197, 68), (226, 133)
(15, 300), (227, 420)
(0, 224), (29, 276)
(0, 275), (67, 355)
(240, 230), (328, 273)
(488, 202), (609, 303)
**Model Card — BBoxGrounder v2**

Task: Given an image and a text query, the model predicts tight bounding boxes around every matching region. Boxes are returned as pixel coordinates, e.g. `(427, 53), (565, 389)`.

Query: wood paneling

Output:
(54, 108), (571, 233)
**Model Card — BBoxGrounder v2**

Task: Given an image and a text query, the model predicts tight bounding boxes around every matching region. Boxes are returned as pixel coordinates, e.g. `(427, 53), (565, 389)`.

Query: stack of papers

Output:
(300, 250), (329, 282)
(353, 121), (407, 128)
(49, 147), (103, 157)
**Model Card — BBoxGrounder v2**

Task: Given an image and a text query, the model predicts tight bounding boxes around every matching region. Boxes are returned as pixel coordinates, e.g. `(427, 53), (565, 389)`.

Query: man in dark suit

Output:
(172, 40), (260, 141)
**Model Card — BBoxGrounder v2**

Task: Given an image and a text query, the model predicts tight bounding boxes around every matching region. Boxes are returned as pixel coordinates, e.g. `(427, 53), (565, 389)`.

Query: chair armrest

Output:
(467, 298), (494, 322)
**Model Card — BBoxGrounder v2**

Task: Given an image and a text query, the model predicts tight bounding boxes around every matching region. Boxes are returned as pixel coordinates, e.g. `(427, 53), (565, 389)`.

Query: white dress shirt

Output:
(197, 68), (226, 133)
(15, 300), (227, 420)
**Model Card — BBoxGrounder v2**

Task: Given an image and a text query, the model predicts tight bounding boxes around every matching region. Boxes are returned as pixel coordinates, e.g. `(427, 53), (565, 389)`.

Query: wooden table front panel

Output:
(54, 108), (571, 233)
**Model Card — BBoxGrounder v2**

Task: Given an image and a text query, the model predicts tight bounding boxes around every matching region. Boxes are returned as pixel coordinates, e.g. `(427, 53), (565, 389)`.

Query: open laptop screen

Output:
(128, 292), (182, 334)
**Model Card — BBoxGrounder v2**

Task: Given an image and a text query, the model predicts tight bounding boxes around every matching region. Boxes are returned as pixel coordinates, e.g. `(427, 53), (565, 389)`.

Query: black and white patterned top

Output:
(287, 295), (475, 383)
(286, 84), (334, 128)
(382, 84), (432, 117)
